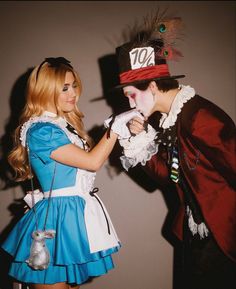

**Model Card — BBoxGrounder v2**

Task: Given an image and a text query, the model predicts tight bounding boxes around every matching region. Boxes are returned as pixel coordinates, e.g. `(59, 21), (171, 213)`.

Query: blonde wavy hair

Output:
(8, 60), (93, 181)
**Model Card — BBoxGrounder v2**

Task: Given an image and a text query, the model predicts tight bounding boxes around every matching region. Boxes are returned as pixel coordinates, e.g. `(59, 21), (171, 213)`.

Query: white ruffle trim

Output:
(119, 124), (158, 171)
(20, 114), (85, 149)
(160, 85), (196, 129)
(186, 206), (209, 239)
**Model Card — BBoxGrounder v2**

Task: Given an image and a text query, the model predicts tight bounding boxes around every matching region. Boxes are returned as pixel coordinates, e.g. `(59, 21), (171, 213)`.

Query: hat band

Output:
(119, 64), (170, 84)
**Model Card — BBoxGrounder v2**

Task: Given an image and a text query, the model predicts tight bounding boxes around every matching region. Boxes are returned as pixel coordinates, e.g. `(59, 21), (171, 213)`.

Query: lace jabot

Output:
(159, 85), (195, 129)
(20, 111), (84, 149)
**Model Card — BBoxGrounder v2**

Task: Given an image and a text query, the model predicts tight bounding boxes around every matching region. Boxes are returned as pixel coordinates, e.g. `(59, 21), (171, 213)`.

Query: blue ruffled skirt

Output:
(2, 196), (120, 285)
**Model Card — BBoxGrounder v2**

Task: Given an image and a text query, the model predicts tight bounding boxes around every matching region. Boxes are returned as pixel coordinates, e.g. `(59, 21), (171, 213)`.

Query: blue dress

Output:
(2, 113), (121, 285)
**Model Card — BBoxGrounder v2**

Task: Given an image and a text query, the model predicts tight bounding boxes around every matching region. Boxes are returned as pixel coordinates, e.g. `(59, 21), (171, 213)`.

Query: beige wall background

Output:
(0, 1), (235, 289)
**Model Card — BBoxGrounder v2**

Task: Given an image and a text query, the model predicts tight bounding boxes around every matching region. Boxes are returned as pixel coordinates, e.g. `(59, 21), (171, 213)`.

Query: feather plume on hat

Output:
(129, 9), (185, 61)
(114, 9), (185, 89)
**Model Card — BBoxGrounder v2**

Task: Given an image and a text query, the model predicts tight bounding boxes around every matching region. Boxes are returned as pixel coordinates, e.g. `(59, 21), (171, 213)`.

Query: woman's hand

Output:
(104, 109), (144, 139)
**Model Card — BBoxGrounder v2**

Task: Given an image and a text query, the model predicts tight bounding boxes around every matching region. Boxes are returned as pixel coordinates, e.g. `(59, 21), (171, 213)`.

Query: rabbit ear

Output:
(44, 230), (56, 238)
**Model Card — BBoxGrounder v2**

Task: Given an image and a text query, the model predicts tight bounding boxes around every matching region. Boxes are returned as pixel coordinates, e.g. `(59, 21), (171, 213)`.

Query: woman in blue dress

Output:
(2, 57), (144, 289)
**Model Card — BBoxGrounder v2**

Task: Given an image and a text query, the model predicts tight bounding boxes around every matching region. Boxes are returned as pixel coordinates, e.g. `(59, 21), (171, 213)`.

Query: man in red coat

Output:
(113, 13), (236, 289)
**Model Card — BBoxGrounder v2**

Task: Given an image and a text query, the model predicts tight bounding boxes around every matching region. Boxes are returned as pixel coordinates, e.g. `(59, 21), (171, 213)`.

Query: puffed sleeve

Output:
(27, 122), (71, 164)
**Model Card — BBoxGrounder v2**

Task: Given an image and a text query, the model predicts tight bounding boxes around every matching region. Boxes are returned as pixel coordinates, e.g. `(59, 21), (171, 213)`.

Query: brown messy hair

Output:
(8, 61), (92, 182)
(134, 78), (179, 92)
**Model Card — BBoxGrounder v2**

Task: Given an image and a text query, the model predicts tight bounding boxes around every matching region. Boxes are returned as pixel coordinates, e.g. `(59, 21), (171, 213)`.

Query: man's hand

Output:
(128, 116), (147, 136)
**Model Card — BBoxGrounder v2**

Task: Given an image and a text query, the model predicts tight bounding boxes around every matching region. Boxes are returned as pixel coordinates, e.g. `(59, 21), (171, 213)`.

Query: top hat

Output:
(114, 15), (185, 89)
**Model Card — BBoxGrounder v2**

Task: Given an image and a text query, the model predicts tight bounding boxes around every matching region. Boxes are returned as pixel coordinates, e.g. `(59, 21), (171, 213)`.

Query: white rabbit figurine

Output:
(26, 230), (56, 270)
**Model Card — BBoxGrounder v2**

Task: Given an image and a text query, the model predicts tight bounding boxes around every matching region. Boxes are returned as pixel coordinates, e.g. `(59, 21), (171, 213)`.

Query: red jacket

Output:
(145, 95), (236, 262)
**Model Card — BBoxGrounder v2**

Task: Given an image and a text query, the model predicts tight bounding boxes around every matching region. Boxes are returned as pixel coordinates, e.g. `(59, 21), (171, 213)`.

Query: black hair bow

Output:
(36, 57), (73, 81)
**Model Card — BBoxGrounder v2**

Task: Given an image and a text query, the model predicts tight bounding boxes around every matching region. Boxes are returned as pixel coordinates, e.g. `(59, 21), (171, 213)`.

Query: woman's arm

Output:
(28, 109), (144, 172)
(52, 111), (145, 171)
(51, 130), (118, 171)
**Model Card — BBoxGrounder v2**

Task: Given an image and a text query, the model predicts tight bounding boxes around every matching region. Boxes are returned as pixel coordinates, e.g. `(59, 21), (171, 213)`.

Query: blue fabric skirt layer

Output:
(2, 196), (120, 285)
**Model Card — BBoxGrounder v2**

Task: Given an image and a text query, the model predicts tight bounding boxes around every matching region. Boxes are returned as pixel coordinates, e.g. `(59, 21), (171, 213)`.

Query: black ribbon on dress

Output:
(65, 123), (111, 234)
(66, 122), (89, 151)
(65, 122), (112, 234)
(89, 187), (111, 235)
(66, 122), (80, 136)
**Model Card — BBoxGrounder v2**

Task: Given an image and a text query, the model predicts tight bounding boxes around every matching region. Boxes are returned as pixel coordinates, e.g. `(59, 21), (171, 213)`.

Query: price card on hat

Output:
(129, 47), (155, 69)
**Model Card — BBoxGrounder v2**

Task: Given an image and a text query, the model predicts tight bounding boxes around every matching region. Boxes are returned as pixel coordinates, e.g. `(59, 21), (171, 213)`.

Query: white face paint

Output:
(123, 85), (155, 117)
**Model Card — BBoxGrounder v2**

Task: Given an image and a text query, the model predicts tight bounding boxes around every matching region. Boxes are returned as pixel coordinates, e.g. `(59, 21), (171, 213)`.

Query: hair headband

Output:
(36, 57), (73, 81)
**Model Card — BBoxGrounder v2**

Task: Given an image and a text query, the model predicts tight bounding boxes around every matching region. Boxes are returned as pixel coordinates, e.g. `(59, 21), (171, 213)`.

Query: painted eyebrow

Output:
(125, 91), (136, 99)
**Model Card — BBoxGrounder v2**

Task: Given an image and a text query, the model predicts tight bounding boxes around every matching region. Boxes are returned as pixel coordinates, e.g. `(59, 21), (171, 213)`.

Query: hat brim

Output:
(113, 74), (185, 90)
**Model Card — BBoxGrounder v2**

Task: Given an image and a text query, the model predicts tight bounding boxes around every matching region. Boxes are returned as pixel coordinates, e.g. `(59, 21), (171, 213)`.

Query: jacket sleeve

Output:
(143, 147), (170, 186)
(189, 107), (236, 189)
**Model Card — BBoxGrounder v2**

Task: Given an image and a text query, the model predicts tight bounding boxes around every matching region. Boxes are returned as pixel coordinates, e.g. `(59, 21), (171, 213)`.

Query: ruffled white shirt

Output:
(159, 85), (195, 129)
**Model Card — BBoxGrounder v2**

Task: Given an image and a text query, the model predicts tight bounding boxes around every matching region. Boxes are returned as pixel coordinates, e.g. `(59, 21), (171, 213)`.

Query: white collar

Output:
(159, 85), (195, 129)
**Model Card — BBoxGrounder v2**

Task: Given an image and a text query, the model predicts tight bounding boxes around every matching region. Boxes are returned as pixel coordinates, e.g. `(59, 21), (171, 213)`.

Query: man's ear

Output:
(149, 81), (158, 94)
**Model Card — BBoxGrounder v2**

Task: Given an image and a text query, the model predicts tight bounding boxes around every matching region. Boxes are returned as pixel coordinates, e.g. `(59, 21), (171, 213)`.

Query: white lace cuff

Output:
(119, 124), (158, 171)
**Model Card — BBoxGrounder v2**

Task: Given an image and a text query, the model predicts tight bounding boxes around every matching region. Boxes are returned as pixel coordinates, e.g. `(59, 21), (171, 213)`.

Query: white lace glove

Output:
(104, 109), (144, 139)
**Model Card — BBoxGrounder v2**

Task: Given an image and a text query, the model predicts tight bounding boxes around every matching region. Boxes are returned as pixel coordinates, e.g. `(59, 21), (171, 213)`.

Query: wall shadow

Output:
(0, 68), (34, 289)
(0, 68), (33, 190)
